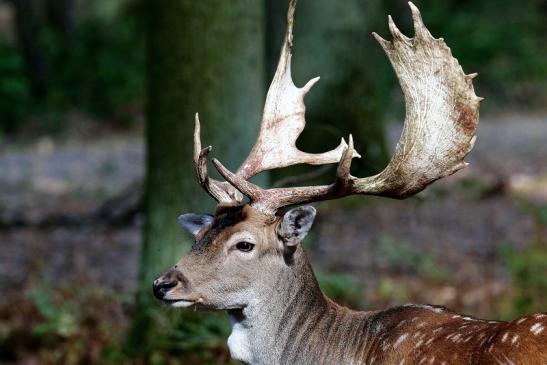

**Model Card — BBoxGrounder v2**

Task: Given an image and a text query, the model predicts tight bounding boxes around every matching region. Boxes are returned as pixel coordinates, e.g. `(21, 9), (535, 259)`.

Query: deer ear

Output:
(277, 206), (316, 247)
(178, 213), (214, 237)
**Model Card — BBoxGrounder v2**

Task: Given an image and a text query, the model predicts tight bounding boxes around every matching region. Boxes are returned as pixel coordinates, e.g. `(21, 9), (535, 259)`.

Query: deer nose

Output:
(153, 278), (178, 299)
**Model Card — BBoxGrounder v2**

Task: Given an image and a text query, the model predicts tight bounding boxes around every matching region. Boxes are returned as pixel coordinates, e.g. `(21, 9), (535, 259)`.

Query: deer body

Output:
(151, 1), (547, 363)
(226, 246), (547, 364)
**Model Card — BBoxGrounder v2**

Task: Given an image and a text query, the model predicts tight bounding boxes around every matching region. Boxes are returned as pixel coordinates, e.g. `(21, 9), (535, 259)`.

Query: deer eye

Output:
(235, 241), (255, 252)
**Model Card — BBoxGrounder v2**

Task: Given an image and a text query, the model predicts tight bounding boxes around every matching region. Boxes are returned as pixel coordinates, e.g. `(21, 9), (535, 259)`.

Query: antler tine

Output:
(336, 134), (355, 186)
(226, 0), (360, 181)
(211, 158), (263, 202)
(193, 114), (244, 203)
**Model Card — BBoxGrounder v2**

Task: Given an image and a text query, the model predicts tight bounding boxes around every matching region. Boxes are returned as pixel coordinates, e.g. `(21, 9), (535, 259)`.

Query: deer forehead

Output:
(191, 205), (278, 253)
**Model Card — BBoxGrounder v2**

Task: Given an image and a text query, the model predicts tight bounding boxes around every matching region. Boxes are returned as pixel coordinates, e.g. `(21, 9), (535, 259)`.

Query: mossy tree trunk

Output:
(267, 0), (392, 178)
(130, 0), (264, 352)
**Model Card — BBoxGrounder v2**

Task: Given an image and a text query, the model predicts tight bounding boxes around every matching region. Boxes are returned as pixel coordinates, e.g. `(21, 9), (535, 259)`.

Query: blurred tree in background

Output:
(129, 0), (265, 358)
(419, 0), (547, 107)
(0, 0), (146, 133)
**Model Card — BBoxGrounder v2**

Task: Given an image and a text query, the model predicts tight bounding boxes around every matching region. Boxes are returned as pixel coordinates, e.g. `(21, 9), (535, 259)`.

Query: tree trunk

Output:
(130, 0), (265, 352)
(11, 0), (48, 99)
(45, 0), (76, 36)
(267, 0), (391, 177)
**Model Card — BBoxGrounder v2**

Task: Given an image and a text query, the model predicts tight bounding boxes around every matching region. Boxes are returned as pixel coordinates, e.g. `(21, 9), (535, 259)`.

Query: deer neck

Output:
(226, 247), (358, 365)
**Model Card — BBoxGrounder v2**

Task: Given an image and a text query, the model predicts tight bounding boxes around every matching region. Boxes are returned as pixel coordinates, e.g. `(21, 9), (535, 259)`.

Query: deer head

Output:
(153, 0), (480, 349)
(153, 203), (318, 310)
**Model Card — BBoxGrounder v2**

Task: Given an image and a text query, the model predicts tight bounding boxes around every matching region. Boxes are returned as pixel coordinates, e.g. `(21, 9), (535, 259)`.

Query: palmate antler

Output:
(195, 0), (481, 216)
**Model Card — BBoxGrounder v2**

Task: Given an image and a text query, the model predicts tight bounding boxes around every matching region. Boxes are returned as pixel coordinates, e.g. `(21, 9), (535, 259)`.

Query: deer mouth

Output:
(163, 298), (196, 308)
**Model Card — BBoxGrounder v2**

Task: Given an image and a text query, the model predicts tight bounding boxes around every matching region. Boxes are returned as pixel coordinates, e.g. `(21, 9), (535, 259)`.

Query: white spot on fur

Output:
(374, 322), (384, 334)
(516, 318), (527, 325)
(512, 334), (519, 344)
(398, 359), (405, 365)
(412, 304), (445, 313)
(227, 319), (253, 364)
(502, 354), (517, 365)
(531, 323), (544, 335)
(394, 333), (408, 349)
(501, 332), (509, 342)
(535, 314), (546, 319)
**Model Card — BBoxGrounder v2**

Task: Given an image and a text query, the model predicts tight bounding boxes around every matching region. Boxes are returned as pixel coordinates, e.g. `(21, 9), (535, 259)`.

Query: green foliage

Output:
(29, 286), (79, 338)
(0, 45), (32, 133)
(372, 235), (447, 282)
(123, 307), (233, 364)
(519, 201), (547, 230)
(501, 243), (547, 316)
(501, 201), (547, 316)
(2, 0), (145, 133)
(0, 281), (129, 364)
(419, 0), (547, 106)
(376, 277), (411, 305)
(316, 270), (362, 307)
(0, 281), (234, 364)
(41, 15), (145, 121)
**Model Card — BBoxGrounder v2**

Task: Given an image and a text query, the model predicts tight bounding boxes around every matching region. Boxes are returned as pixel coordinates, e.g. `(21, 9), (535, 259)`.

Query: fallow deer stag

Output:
(153, 1), (547, 364)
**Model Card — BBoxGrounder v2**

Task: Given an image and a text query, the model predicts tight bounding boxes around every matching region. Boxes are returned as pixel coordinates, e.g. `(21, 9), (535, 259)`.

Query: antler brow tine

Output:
(192, 113), (244, 203)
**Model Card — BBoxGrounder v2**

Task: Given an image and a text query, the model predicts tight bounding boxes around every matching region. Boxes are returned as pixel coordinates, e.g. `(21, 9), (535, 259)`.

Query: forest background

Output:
(0, 0), (546, 363)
